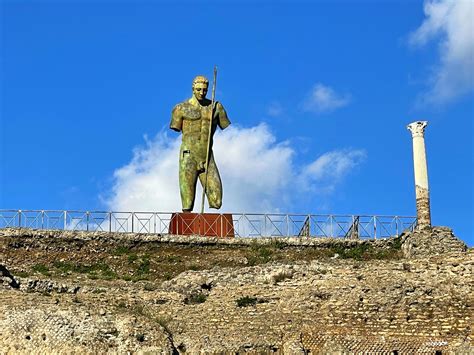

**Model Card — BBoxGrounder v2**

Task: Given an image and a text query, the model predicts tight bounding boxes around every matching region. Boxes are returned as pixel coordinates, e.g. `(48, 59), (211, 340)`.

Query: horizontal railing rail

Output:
(0, 209), (416, 239)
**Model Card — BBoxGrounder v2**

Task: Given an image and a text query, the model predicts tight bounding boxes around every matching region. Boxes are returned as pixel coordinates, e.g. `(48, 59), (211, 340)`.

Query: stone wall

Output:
(401, 226), (467, 258)
(0, 227), (471, 353)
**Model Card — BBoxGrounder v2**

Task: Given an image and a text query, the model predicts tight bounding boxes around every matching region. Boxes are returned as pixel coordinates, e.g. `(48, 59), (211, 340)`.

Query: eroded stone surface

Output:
(401, 226), (467, 258)
(415, 185), (431, 229)
(0, 228), (471, 353)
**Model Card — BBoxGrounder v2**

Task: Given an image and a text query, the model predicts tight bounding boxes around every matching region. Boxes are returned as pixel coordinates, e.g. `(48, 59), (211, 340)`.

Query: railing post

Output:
(374, 216), (377, 240)
(86, 211), (90, 232)
(41, 210), (45, 229)
(131, 213), (134, 233)
(395, 216), (399, 237)
(64, 211), (67, 230)
(154, 213), (157, 234)
(287, 214), (290, 237)
(330, 215), (333, 237)
(351, 215), (355, 239)
(18, 210), (22, 228)
(109, 212), (112, 232)
(308, 214), (311, 237)
(220, 213), (223, 238)
(264, 214), (267, 237)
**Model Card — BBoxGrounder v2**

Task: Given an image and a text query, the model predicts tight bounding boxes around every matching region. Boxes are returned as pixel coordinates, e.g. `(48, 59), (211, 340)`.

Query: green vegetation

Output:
(187, 264), (200, 271)
(270, 239), (287, 250)
(136, 258), (150, 276)
(246, 243), (275, 266)
(329, 242), (401, 261)
(166, 254), (182, 263)
(391, 236), (403, 250)
(156, 316), (172, 334)
(112, 245), (131, 256)
(127, 254), (138, 263)
(15, 271), (30, 278)
(236, 296), (269, 307)
(32, 264), (50, 276)
(126, 256), (151, 281)
(52, 261), (118, 280)
(184, 293), (207, 305)
(143, 283), (157, 291)
(272, 272), (293, 283)
(19, 238), (402, 288)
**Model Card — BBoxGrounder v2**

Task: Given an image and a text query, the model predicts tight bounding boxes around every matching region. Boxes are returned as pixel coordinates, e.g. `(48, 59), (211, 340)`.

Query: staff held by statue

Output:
(200, 66), (218, 214)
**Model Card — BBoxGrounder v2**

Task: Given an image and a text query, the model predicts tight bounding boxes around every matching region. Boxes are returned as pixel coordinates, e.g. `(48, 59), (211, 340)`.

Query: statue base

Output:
(169, 213), (234, 238)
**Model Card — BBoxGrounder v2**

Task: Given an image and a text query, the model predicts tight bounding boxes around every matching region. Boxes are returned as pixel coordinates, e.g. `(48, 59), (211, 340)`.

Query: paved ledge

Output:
(0, 227), (398, 248)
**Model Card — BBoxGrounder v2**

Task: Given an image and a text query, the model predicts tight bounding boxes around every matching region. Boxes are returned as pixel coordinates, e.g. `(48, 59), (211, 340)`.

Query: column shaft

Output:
(407, 121), (431, 229)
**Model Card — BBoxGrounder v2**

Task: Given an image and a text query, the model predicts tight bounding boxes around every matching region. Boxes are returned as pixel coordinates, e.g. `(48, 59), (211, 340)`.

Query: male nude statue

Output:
(170, 75), (231, 212)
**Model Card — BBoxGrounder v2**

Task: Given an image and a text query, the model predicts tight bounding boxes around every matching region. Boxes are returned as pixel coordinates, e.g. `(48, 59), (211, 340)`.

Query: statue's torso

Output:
(173, 101), (219, 162)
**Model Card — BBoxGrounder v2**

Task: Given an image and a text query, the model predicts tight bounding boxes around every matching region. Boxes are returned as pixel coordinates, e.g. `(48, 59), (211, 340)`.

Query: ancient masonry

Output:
(0, 227), (472, 354)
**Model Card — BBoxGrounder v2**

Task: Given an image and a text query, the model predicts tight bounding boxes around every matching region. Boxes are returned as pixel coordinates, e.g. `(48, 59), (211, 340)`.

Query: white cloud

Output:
(299, 149), (367, 194)
(302, 83), (352, 114)
(104, 124), (366, 213)
(409, 0), (474, 105)
(267, 101), (283, 117)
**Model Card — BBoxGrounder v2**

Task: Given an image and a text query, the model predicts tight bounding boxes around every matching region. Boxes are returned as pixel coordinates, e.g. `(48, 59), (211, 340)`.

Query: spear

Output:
(200, 66), (218, 214)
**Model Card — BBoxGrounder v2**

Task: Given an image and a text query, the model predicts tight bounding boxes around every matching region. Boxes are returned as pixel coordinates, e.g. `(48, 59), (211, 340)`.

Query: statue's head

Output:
(192, 75), (209, 102)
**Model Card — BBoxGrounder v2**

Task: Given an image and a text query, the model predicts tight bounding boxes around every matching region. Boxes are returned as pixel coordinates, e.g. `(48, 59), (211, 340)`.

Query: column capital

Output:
(407, 121), (428, 138)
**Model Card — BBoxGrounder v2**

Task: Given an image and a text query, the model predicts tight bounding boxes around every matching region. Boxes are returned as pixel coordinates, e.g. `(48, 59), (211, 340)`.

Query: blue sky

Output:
(1, 1), (473, 244)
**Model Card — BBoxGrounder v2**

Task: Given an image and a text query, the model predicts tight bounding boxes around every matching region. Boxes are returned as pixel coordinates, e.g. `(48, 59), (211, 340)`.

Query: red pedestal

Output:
(169, 213), (234, 238)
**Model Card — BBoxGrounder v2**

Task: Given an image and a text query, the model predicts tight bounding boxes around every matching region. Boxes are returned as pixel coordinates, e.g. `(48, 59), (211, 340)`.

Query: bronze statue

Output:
(170, 74), (230, 212)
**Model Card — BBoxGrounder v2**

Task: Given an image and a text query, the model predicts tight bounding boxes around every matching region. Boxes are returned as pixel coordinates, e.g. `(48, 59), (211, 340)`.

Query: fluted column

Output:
(407, 121), (431, 229)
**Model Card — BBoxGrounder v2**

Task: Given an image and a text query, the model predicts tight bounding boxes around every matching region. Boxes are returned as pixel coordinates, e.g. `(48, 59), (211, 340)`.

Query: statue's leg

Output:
(179, 150), (198, 212)
(199, 154), (222, 209)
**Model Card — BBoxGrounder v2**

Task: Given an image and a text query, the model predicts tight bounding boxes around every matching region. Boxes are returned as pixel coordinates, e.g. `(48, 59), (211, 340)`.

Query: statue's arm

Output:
(170, 104), (183, 132)
(216, 102), (231, 130)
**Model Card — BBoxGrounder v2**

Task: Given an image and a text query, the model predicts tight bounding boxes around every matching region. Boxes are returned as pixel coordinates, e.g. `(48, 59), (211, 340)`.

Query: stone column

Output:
(407, 121), (431, 229)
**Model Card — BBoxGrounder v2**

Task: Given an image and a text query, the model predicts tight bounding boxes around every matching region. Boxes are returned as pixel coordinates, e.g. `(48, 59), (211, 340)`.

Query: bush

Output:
(236, 296), (258, 307)
(184, 293), (207, 305)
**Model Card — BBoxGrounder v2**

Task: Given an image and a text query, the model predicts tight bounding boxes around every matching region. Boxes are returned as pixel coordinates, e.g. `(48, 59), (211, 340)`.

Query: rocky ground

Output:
(0, 227), (472, 354)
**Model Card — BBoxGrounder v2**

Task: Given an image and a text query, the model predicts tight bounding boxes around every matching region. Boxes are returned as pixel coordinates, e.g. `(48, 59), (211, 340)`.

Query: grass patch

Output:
(272, 271), (293, 283)
(270, 239), (287, 250)
(128, 254), (138, 263)
(236, 296), (267, 307)
(112, 245), (131, 256)
(15, 271), (30, 278)
(166, 255), (182, 263)
(391, 236), (403, 250)
(187, 264), (200, 271)
(184, 293), (207, 305)
(32, 264), (50, 276)
(331, 244), (372, 260)
(143, 283), (157, 291)
(246, 242), (275, 266)
(135, 258), (150, 276)
(330, 243), (401, 261)
(52, 261), (118, 280)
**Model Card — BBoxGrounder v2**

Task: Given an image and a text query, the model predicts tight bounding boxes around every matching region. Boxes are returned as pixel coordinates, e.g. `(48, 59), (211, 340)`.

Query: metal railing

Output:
(0, 209), (416, 239)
